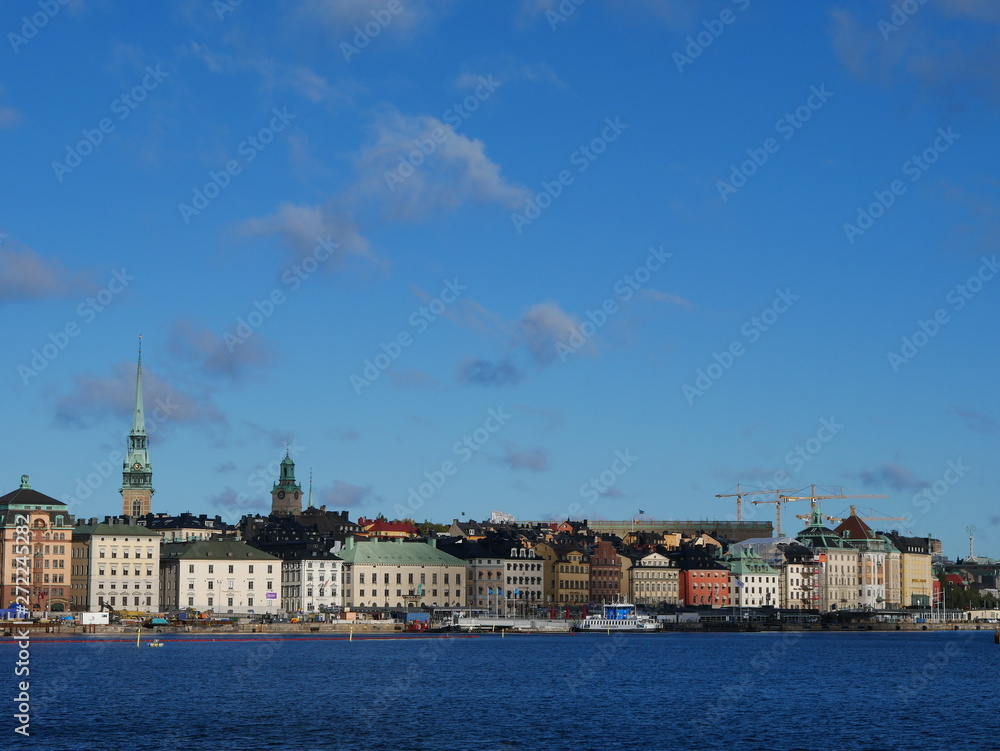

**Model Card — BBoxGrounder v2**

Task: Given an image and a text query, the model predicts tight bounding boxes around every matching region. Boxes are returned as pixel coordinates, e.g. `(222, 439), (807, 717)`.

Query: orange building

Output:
(0, 475), (74, 615)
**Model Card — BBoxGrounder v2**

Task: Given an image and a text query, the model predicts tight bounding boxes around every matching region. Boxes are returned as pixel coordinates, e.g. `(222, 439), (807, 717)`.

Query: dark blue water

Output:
(4, 631), (997, 750)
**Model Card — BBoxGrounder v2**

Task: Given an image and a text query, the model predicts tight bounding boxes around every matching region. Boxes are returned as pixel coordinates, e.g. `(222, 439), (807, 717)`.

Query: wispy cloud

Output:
(496, 443), (552, 472)
(829, 5), (1000, 107)
(320, 480), (378, 508)
(389, 368), (441, 390)
(855, 462), (927, 491)
(0, 241), (96, 303)
(51, 361), (227, 436)
(167, 318), (273, 383)
(456, 300), (596, 387)
(948, 406), (999, 435)
(457, 357), (523, 387)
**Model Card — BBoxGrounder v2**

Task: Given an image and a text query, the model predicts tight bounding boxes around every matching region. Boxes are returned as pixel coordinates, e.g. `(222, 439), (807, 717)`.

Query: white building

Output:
(159, 540), (280, 617)
(727, 548), (780, 609)
(281, 554), (343, 615)
(70, 521), (161, 613)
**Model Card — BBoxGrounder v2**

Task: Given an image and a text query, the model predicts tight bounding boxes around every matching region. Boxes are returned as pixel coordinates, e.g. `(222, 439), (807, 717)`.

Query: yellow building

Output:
(887, 532), (934, 607)
(535, 542), (590, 604)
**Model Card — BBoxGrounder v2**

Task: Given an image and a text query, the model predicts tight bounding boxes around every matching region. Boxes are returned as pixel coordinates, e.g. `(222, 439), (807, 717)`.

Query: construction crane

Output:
(715, 484), (795, 523)
(765, 485), (889, 537)
(795, 504), (905, 526)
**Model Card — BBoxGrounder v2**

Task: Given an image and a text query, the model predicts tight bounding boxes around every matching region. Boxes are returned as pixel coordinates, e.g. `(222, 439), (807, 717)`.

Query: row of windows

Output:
(357, 572), (462, 585)
(97, 583), (153, 590)
(357, 589), (454, 599)
(99, 548), (155, 559)
(96, 595), (156, 607)
(186, 564), (273, 574)
(184, 596), (255, 608)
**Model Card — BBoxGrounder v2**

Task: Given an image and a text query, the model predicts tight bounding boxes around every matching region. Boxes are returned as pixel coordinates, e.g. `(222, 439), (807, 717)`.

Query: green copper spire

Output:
(122, 338), (153, 496)
(133, 335), (145, 434)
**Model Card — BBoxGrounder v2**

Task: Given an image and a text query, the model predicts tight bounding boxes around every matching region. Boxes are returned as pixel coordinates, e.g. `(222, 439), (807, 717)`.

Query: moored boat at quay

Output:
(574, 599), (661, 632)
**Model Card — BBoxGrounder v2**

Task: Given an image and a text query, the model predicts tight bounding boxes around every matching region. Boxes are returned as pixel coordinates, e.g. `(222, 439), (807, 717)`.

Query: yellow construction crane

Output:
(766, 485), (889, 537)
(715, 484), (795, 523)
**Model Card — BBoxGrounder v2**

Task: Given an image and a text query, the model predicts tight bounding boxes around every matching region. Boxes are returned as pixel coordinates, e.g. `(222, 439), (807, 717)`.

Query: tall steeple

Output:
(121, 337), (154, 517)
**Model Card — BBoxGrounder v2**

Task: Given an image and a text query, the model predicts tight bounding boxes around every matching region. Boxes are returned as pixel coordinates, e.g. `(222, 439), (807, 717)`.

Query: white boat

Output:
(575, 599), (661, 632)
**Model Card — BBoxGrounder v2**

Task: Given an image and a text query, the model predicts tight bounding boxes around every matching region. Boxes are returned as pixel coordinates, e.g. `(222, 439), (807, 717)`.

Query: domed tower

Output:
(270, 450), (303, 516)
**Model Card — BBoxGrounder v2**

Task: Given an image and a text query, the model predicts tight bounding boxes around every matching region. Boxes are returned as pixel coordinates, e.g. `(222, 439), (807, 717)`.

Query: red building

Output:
(589, 538), (622, 603)
(679, 568), (731, 607)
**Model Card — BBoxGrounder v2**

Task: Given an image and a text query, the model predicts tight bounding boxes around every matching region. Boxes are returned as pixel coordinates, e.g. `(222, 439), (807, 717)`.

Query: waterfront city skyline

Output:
(1, 1), (998, 558)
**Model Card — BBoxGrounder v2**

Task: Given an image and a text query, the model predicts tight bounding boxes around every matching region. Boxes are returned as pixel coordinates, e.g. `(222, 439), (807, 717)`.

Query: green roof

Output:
(73, 523), (161, 537)
(160, 540), (279, 561)
(336, 538), (466, 566)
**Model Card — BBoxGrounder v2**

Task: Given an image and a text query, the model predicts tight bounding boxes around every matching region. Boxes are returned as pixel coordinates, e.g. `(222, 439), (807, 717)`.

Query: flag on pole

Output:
(638, 509), (645, 514)
(735, 579), (744, 588)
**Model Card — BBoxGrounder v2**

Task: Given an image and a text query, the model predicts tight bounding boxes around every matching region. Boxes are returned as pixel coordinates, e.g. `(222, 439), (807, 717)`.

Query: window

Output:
(248, 581), (254, 590)
(267, 565), (273, 574)
(227, 597), (233, 607)
(360, 574), (365, 584)
(188, 582), (195, 590)
(249, 565), (254, 574)
(248, 597), (253, 607)
(396, 573), (402, 584)
(208, 565), (214, 574)
(189, 564), (195, 573)
(208, 581), (214, 590)
(228, 565), (234, 574)
(228, 581), (234, 590)
(266, 581), (273, 590)
(188, 597), (194, 606)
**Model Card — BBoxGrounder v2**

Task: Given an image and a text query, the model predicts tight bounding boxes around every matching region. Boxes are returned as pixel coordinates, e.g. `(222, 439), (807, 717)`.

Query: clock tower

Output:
(121, 338), (154, 517)
(270, 450), (303, 516)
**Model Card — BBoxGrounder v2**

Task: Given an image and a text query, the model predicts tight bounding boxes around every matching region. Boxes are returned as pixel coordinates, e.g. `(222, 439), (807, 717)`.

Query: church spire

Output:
(121, 337), (154, 517)
(133, 335), (145, 434)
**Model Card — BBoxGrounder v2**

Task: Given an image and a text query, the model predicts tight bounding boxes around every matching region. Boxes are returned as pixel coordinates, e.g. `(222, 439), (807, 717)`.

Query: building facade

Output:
(727, 548), (779, 609)
(160, 540), (280, 617)
(337, 537), (467, 610)
(536, 542), (590, 605)
(0, 476), (74, 615)
(281, 553), (343, 615)
(625, 550), (680, 607)
(589, 538), (623, 603)
(70, 521), (161, 613)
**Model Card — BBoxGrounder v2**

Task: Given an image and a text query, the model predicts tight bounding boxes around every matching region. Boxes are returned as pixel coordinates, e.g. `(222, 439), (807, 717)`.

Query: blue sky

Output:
(2, 0), (997, 558)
